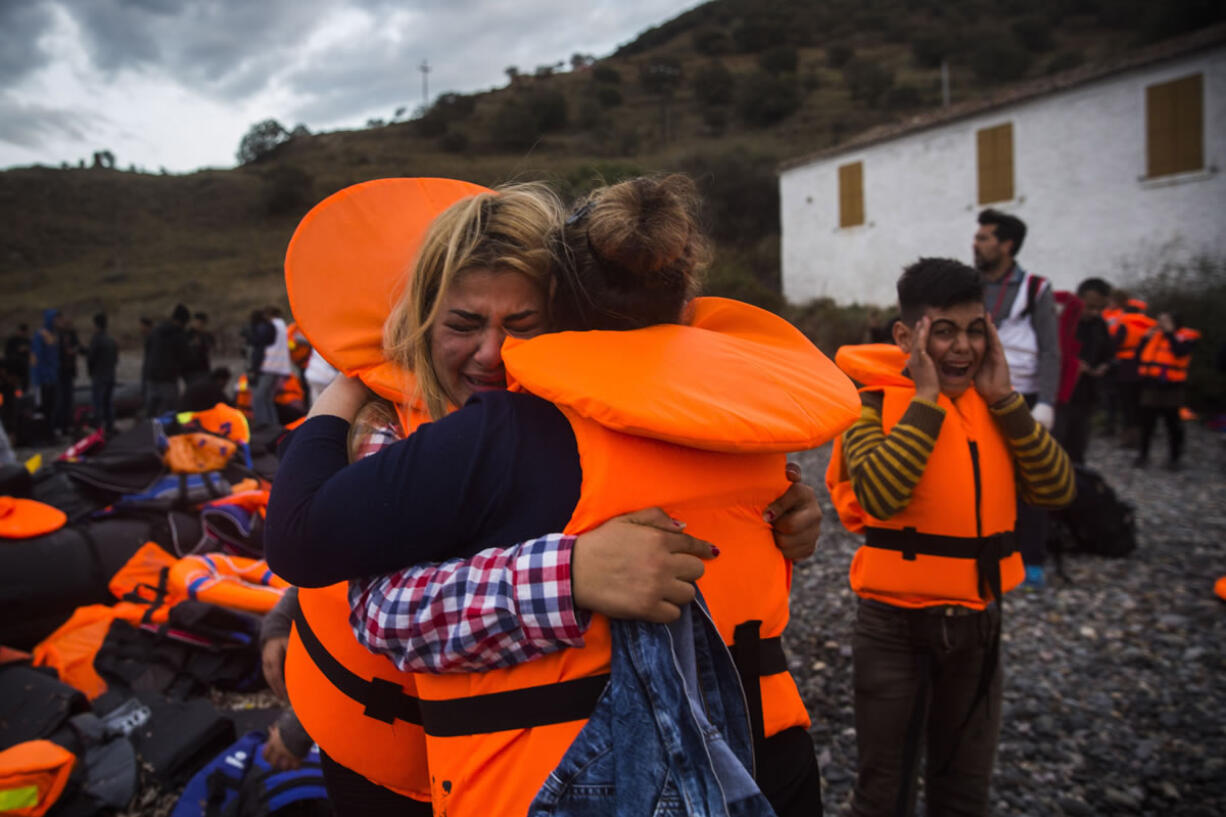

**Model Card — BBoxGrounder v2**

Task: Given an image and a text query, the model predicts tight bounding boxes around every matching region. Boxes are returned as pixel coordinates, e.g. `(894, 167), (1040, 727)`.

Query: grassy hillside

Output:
(1, 0), (1220, 352)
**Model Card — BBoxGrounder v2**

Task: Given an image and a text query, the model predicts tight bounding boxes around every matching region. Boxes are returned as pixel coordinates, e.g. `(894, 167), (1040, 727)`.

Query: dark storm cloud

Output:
(56, 0), (330, 93)
(0, 94), (103, 148)
(5, 0), (690, 134)
(0, 1), (57, 84)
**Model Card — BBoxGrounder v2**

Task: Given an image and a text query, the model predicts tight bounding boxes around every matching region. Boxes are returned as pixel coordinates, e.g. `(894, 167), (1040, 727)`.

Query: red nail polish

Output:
(764, 510), (776, 523)
(710, 546), (720, 557)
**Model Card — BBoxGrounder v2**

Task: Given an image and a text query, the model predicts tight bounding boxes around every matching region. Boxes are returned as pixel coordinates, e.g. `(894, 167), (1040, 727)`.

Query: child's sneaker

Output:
(1022, 565), (1046, 589)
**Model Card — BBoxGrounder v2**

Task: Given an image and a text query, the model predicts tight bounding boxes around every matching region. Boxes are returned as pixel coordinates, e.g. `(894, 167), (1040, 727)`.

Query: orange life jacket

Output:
(825, 344), (1023, 609)
(279, 177), (494, 802)
(1137, 327), (1200, 383)
(417, 298), (859, 817)
(0, 496), (67, 539)
(34, 543), (287, 698)
(0, 741), (75, 817)
(234, 375), (252, 418)
(175, 403), (251, 444)
(1114, 313), (1157, 361)
(286, 322), (312, 368)
(274, 373), (306, 408)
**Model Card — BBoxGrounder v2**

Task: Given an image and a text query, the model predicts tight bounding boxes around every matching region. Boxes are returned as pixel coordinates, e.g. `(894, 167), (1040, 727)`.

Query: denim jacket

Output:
(529, 594), (777, 817)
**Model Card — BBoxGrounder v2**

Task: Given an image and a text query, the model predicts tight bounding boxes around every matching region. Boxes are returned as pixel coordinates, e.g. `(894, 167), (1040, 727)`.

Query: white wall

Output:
(780, 46), (1226, 306)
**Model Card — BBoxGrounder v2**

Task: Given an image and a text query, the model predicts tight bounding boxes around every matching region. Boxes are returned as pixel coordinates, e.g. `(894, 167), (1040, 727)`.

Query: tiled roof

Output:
(778, 23), (1226, 173)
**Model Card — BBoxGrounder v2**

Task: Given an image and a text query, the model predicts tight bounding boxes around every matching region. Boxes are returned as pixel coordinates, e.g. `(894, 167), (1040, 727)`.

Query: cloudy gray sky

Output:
(0, 0), (698, 173)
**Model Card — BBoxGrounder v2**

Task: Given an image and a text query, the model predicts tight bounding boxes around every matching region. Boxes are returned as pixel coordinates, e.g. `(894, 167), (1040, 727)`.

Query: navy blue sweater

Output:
(265, 391), (582, 588)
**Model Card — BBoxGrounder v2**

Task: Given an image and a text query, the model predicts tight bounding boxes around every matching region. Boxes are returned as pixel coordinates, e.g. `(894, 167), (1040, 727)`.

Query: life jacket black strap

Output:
(730, 621), (789, 752)
(292, 606), (422, 726)
(865, 527), (1016, 604)
(419, 674), (611, 738)
(292, 606), (611, 736)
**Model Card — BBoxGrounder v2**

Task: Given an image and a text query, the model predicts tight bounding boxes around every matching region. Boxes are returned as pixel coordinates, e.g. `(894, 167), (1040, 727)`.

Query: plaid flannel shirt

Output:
(346, 417), (589, 672)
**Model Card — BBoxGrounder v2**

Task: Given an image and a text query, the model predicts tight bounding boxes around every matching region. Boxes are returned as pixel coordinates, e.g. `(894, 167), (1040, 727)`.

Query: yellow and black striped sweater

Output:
(843, 390), (1074, 522)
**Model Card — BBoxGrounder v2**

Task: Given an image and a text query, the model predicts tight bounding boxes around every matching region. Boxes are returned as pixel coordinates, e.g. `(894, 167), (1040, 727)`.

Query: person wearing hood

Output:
(30, 309), (63, 433)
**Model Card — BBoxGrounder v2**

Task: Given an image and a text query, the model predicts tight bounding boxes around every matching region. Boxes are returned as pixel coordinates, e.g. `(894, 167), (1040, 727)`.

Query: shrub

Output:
(784, 298), (879, 357)
(701, 106), (729, 135)
(693, 61), (735, 107)
(491, 101), (540, 151)
(679, 149), (779, 246)
(1011, 15), (1055, 52)
(1046, 50), (1085, 74)
(237, 119), (289, 165)
(595, 85), (623, 108)
(733, 16), (788, 52)
(843, 58), (895, 107)
(592, 65), (621, 84)
(759, 45), (799, 76)
(912, 30), (954, 68)
(416, 92), (476, 138)
(693, 26), (733, 55)
(528, 89), (568, 132)
(884, 84), (924, 110)
(737, 71), (801, 127)
(263, 165), (313, 216)
(970, 35), (1033, 83)
(438, 130), (469, 153)
(826, 43), (854, 68)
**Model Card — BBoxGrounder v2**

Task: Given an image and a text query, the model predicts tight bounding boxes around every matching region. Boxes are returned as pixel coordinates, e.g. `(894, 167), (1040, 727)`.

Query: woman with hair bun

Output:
(270, 175), (857, 815)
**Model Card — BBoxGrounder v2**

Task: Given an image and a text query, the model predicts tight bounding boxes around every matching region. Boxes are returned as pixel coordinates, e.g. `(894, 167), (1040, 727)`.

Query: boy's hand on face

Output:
(910, 316), (941, 403)
(974, 315), (1013, 404)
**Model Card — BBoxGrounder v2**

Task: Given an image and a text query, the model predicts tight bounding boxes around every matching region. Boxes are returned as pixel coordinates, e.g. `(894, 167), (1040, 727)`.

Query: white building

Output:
(779, 25), (1226, 306)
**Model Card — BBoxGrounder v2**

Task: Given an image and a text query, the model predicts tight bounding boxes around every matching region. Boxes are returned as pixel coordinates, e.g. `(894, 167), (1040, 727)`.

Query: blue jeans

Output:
(530, 597), (775, 817)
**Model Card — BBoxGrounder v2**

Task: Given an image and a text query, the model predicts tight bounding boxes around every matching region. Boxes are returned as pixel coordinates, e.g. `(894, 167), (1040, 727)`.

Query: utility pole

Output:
(420, 59), (431, 108)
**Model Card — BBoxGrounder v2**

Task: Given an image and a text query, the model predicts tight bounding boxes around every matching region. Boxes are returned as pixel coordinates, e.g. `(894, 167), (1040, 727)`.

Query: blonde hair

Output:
(553, 174), (710, 332)
(384, 182), (563, 419)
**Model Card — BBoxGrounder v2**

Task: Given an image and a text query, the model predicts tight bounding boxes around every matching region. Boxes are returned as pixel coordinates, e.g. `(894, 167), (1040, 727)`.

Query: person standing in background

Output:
(4, 323), (31, 393)
(56, 315), (81, 435)
(973, 209), (1061, 589)
(1135, 312), (1199, 471)
(145, 304), (191, 417)
(183, 311), (216, 385)
(138, 316), (155, 415)
(85, 312), (119, 434)
(253, 306), (292, 428)
(1055, 279), (1114, 464)
(30, 309), (62, 437)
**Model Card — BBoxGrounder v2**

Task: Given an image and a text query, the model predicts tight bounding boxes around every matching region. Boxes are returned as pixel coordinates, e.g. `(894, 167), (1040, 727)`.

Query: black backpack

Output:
(1049, 465), (1137, 558)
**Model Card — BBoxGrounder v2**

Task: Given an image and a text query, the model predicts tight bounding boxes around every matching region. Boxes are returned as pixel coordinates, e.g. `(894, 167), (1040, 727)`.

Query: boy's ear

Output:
(892, 318), (912, 353)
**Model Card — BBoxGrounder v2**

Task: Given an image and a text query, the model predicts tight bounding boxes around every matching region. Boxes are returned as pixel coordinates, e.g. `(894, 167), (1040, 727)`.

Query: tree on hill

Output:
(693, 61), (735, 107)
(237, 119), (290, 165)
(91, 150), (115, 169)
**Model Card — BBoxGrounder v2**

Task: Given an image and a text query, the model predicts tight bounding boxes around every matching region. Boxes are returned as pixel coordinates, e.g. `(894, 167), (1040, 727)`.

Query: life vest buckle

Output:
(364, 677), (410, 725)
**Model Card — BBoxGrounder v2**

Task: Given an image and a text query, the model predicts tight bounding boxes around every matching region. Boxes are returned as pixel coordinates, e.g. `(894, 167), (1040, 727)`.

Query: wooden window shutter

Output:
(977, 123), (1014, 204)
(838, 161), (864, 228)
(1147, 73), (1203, 177)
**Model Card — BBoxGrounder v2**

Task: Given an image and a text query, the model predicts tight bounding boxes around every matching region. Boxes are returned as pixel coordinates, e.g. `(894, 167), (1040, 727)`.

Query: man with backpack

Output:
(974, 209), (1061, 588)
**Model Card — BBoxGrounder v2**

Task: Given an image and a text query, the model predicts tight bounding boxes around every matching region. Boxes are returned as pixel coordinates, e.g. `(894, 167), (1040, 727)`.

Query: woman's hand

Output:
(974, 315), (1014, 405)
(308, 374), (370, 422)
(263, 723), (303, 771)
(572, 508), (717, 623)
(765, 463), (823, 562)
(262, 636), (289, 700)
